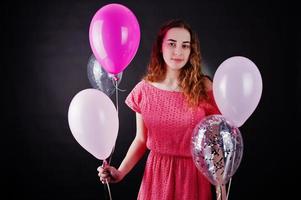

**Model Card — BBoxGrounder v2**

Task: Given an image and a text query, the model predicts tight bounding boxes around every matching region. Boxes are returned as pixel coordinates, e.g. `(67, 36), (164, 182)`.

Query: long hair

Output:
(144, 19), (209, 107)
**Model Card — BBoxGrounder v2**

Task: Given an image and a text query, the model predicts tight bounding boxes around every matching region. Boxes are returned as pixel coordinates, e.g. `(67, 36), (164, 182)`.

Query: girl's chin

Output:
(167, 65), (185, 71)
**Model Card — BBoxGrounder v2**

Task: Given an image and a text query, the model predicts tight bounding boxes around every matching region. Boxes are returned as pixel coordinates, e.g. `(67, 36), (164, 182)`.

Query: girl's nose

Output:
(173, 46), (182, 56)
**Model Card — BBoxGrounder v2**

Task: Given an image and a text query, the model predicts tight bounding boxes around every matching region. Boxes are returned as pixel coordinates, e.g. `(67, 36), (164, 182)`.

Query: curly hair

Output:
(144, 19), (209, 107)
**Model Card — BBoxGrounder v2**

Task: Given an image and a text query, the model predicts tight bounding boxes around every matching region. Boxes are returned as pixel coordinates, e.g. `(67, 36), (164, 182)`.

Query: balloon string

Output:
(115, 87), (127, 92)
(216, 186), (222, 200)
(216, 187), (221, 200)
(226, 178), (232, 200)
(108, 146), (115, 165)
(226, 134), (237, 200)
(114, 77), (119, 114)
(216, 185), (226, 200)
(105, 181), (112, 200)
(108, 75), (125, 164)
(107, 77), (119, 165)
(102, 160), (113, 200)
(102, 76), (123, 200)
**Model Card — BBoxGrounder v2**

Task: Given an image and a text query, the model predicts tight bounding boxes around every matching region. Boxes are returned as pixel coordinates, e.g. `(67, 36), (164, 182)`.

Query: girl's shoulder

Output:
(202, 75), (213, 92)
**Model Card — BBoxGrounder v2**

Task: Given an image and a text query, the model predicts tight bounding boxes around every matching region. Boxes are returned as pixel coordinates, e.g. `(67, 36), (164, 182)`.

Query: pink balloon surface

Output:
(213, 56), (263, 127)
(89, 4), (140, 74)
(68, 89), (119, 160)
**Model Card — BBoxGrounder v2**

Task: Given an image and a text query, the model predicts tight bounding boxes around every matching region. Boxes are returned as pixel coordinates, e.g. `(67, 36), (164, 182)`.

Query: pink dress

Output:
(125, 80), (220, 200)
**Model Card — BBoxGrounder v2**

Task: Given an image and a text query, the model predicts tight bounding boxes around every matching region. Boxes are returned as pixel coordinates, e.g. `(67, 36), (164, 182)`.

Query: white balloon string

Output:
(226, 135), (237, 200)
(101, 160), (112, 200)
(105, 181), (112, 200)
(226, 178), (232, 200)
(216, 185), (227, 200)
(108, 77), (119, 165)
(217, 188), (221, 200)
(114, 77), (119, 114)
(108, 145), (115, 165)
(216, 186), (221, 200)
(115, 87), (127, 92)
(222, 185), (226, 200)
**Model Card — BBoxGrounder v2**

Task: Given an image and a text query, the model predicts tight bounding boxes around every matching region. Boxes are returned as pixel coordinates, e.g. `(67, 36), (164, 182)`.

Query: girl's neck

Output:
(160, 71), (181, 91)
(148, 67), (182, 92)
(164, 67), (180, 83)
(162, 77), (179, 87)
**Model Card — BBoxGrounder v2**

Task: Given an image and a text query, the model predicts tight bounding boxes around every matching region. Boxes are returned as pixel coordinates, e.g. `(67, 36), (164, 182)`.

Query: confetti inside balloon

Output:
(191, 114), (243, 186)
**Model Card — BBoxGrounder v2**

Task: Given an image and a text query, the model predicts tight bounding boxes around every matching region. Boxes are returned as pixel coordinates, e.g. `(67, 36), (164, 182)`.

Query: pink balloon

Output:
(213, 56), (263, 127)
(68, 89), (119, 160)
(89, 4), (140, 74)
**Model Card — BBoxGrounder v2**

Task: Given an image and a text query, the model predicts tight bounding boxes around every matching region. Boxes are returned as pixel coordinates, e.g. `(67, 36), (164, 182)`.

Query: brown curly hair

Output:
(144, 19), (209, 107)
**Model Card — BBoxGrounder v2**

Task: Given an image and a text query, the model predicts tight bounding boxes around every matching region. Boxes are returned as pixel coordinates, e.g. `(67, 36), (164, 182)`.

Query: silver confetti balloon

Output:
(191, 114), (243, 186)
(87, 54), (122, 96)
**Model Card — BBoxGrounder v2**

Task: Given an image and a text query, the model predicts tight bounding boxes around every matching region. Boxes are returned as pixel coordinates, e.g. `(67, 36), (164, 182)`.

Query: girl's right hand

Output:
(97, 165), (124, 184)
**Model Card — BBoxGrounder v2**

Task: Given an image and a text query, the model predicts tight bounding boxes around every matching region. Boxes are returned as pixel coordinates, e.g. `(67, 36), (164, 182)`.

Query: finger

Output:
(97, 166), (103, 172)
(98, 169), (110, 177)
(100, 177), (111, 184)
(100, 173), (110, 178)
(98, 172), (105, 177)
(98, 165), (111, 171)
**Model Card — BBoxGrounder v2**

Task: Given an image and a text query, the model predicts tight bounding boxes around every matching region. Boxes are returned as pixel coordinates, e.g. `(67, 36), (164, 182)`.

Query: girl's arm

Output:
(98, 112), (148, 183)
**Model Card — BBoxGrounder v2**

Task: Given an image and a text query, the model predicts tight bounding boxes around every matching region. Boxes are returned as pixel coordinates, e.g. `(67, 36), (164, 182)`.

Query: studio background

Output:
(3, 0), (300, 199)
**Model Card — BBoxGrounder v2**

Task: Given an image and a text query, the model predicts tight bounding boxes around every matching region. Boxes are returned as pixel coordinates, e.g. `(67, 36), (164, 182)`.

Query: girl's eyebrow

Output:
(167, 39), (191, 43)
(167, 39), (176, 42)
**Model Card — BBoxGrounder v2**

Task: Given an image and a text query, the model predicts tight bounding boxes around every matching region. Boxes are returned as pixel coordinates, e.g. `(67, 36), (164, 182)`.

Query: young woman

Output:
(97, 19), (220, 200)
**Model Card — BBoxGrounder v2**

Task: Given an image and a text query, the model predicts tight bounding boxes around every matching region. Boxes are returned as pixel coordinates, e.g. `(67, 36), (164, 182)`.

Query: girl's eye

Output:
(168, 42), (176, 47)
(182, 44), (190, 49)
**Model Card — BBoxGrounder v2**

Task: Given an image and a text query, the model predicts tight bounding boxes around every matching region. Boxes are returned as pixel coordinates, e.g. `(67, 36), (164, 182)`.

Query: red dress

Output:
(125, 80), (220, 200)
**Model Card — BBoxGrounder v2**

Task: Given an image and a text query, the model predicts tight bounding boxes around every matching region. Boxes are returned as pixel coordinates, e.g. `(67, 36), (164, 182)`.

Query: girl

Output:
(98, 19), (220, 200)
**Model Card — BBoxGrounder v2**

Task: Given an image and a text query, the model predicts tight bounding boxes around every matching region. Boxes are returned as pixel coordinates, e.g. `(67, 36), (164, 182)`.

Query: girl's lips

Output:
(172, 58), (183, 62)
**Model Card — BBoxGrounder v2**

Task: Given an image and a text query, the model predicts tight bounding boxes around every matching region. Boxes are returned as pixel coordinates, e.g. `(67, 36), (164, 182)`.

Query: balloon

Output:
(191, 115), (243, 186)
(89, 3), (140, 74)
(68, 89), (119, 160)
(213, 56), (263, 127)
(87, 54), (122, 97)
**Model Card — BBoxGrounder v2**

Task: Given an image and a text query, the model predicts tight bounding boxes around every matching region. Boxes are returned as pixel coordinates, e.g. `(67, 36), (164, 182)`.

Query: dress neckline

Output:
(142, 80), (183, 93)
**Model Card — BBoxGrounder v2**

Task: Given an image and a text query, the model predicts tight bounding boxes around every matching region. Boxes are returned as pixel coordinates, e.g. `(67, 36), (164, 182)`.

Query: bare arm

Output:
(98, 112), (147, 183)
(118, 112), (148, 177)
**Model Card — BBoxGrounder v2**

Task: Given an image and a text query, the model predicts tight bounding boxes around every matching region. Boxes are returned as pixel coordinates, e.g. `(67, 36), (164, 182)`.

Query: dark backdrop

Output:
(3, 0), (300, 199)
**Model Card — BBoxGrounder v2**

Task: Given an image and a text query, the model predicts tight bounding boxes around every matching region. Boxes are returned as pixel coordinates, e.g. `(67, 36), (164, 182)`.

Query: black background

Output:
(3, 0), (300, 199)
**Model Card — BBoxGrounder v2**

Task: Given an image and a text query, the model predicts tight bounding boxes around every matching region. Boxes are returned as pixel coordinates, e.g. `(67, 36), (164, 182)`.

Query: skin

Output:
(97, 27), (213, 184)
(151, 27), (191, 91)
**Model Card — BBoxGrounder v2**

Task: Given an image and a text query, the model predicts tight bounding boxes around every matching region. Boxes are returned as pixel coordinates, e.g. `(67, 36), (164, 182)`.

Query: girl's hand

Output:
(97, 165), (124, 184)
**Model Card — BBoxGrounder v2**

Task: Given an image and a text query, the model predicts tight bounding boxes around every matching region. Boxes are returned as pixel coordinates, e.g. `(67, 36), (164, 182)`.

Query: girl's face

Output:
(161, 27), (191, 71)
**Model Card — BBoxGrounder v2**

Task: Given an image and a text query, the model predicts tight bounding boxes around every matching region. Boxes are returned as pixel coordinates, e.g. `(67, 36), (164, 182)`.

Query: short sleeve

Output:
(205, 90), (221, 115)
(125, 81), (143, 113)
